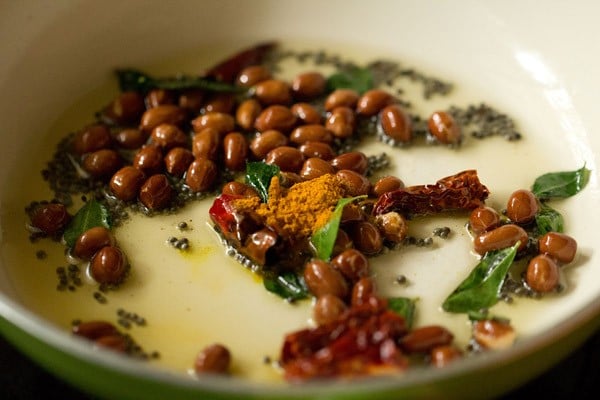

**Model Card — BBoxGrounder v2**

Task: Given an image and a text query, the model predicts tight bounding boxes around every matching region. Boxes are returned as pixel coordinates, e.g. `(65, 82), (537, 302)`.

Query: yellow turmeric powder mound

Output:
(233, 174), (345, 240)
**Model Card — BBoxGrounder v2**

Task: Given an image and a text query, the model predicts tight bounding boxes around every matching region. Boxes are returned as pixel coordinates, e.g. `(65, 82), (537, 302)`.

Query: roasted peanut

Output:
(110, 166), (145, 201)
(298, 141), (335, 161)
(133, 145), (164, 175)
(192, 127), (220, 161)
(114, 128), (148, 150)
(538, 232), (577, 264)
(372, 176), (404, 197)
(150, 123), (187, 150)
(375, 211), (408, 243)
(194, 344), (231, 374)
(203, 93), (235, 114)
(104, 91), (145, 125)
(506, 189), (539, 224)
(313, 294), (347, 325)
(72, 320), (119, 340)
(291, 102), (322, 125)
(73, 226), (115, 261)
(29, 203), (71, 235)
(472, 319), (516, 350)
(291, 71), (326, 100)
(185, 158), (218, 192)
(428, 111), (461, 145)
(336, 169), (371, 196)
(82, 149), (122, 179)
(356, 89), (394, 117)
(526, 254), (560, 292)
(279, 171), (303, 187)
(303, 259), (348, 299)
(473, 224), (528, 255)
(324, 89), (359, 111)
(72, 124), (112, 155)
(430, 345), (462, 368)
(331, 151), (368, 175)
(164, 147), (194, 177)
(139, 174), (175, 210)
(340, 203), (364, 224)
(351, 277), (376, 306)
(253, 79), (292, 105)
(349, 220), (383, 255)
(331, 229), (353, 257)
(178, 89), (204, 113)
(299, 157), (335, 180)
(265, 146), (304, 173)
(380, 104), (412, 142)
(191, 112), (235, 135)
(144, 89), (175, 108)
(325, 106), (355, 139)
(331, 249), (370, 284)
(250, 129), (288, 159)
(254, 105), (297, 133)
(469, 206), (501, 234)
(289, 124), (334, 145)
(139, 104), (186, 132)
(94, 334), (128, 353)
(221, 181), (259, 198)
(90, 246), (127, 284)
(400, 325), (453, 354)
(236, 65), (272, 87)
(223, 132), (248, 171)
(243, 229), (278, 266)
(235, 98), (262, 131)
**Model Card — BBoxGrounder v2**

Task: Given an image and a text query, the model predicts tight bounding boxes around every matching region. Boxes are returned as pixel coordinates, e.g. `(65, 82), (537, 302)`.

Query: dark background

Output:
(1, 326), (599, 399)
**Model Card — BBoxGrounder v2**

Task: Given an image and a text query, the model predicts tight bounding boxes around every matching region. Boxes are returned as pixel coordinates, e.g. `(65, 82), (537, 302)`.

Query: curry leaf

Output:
(245, 162), (280, 203)
(467, 310), (491, 321)
(116, 69), (241, 93)
(311, 196), (366, 261)
(531, 165), (591, 199)
(442, 242), (519, 314)
(326, 67), (373, 94)
(63, 199), (111, 247)
(388, 297), (417, 329)
(263, 271), (309, 301)
(535, 203), (564, 235)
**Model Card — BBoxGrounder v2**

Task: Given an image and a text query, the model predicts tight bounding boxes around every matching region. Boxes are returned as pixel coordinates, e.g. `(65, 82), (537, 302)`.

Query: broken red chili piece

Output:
(209, 193), (261, 246)
(280, 297), (408, 381)
(209, 194), (245, 244)
(373, 170), (489, 216)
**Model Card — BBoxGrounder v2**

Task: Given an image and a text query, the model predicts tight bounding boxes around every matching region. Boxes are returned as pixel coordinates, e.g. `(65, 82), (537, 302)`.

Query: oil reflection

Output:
(514, 50), (596, 186)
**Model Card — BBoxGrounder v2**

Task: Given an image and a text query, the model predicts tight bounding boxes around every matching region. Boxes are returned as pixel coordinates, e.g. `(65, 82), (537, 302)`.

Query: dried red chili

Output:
(204, 41), (277, 84)
(373, 170), (489, 216)
(280, 297), (408, 381)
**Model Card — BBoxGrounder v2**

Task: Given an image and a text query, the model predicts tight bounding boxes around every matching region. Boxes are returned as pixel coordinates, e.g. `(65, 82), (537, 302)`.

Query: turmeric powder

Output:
(233, 174), (345, 240)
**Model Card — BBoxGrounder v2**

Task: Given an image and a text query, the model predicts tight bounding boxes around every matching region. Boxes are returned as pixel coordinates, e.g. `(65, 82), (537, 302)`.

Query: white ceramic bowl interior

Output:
(1, 1), (600, 399)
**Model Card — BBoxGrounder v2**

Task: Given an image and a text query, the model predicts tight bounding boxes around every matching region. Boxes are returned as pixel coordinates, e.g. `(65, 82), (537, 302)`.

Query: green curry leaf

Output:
(442, 242), (519, 314)
(245, 162), (280, 203)
(63, 199), (111, 248)
(311, 196), (366, 261)
(531, 165), (591, 200)
(326, 67), (374, 94)
(535, 203), (565, 235)
(263, 271), (309, 301)
(116, 69), (242, 93)
(387, 297), (417, 329)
